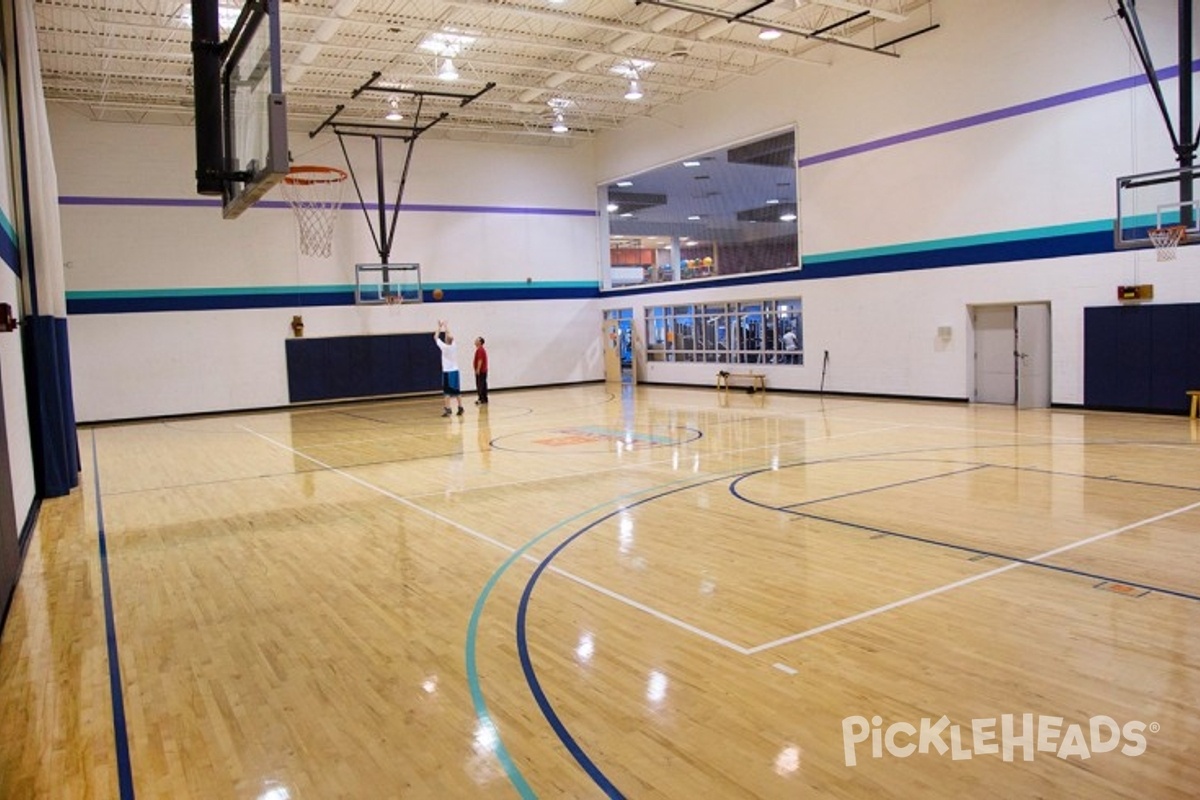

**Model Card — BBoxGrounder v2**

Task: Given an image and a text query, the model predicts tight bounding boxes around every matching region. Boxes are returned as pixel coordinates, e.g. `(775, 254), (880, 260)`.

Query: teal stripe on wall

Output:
(803, 218), (1113, 265)
(0, 209), (17, 275)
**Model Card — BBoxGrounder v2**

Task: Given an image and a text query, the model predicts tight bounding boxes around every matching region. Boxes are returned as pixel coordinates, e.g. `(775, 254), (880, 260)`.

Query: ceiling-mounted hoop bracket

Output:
(308, 72), (497, 140)
(632, 0), (939, 57)
(305, 74), (497, 265)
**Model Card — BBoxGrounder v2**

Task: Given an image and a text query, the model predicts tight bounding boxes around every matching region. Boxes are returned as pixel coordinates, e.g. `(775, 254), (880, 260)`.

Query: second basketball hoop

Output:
(1148, 224), (1187, 261)
(281, 165), (348, 258)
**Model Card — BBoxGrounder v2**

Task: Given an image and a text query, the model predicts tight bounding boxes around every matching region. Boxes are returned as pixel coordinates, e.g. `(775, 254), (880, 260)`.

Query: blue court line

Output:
(512, 473), (755, 799)
(468, 471), (734, 798)
(504, 443), (1200, 799)
(779, 464), (988, 509)
(89, 433), (137, 799)
(729, 465), (1200, 603)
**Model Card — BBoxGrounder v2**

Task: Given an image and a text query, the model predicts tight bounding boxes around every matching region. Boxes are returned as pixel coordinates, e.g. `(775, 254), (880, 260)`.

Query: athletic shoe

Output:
(441, 409), (451, 417)
(457, 407), (464, 416)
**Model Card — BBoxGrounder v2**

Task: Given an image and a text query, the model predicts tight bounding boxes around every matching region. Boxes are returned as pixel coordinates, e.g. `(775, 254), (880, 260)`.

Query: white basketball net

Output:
(281, 166), (348, 258)
(1148, 225), (1186, 261)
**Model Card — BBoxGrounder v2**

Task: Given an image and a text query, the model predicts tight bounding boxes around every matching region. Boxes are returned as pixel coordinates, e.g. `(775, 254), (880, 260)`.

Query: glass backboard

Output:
(218, 0), (289, 219)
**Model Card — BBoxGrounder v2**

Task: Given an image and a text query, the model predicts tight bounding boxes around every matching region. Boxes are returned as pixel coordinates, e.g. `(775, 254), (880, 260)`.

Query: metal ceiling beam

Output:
(633, 0), (899, 57)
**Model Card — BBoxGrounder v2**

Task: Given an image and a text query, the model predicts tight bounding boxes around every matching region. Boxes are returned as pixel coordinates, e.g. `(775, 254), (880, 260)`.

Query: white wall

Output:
(597, 0), (1200, 404)
(51, 1), (1200, 420)
(51, 110), (604, 421)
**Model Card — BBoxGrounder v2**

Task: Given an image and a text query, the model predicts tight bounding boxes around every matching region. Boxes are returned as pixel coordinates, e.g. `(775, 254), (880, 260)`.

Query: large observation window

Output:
(602, 129), (799, 289)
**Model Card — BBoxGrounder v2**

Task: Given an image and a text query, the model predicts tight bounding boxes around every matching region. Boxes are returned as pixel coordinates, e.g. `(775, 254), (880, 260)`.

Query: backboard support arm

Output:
(308, 77), (496, 265)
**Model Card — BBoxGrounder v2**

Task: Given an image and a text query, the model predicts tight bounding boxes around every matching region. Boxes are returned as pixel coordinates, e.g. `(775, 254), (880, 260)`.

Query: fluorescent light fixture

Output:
(765, 198), (780, 205)
(616, 180), (633, 187)
(682, 160), (701, 167)
(687, 215), (701, 220)
(780, 212), (797, 221)
(759, 28), (783, 41)
(178, 5), (241, 31)
(611, 59), (656, 79)
(385, 97), (403, 121)
(625, 79), (643, 100)
(439, 57), (459, 81)
(419, 31), (476, 55)
(607, 203), (620, 212)
(551, 113), (568, 133)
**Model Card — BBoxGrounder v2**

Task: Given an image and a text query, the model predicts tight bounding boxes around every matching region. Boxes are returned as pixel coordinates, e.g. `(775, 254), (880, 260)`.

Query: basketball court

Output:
(2, 385), (1198, 797)
(3, 2), (1200, 798)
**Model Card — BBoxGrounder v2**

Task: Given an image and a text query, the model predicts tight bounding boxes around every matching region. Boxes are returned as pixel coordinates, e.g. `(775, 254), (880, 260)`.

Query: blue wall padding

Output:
(1084, 303), (1200, 413)
(286, 333), (443, 403)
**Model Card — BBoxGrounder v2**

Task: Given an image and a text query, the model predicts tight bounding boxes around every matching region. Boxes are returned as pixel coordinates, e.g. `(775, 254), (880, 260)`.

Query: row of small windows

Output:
(645, 299), (803, 365)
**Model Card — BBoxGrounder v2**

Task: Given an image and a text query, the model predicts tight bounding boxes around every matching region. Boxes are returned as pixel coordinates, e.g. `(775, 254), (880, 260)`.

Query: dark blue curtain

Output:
(22, 316), (78, 496)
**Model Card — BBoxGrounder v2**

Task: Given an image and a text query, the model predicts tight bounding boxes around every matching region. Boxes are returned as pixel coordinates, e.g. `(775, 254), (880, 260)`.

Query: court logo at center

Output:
(493, 425), (703, 453)
(841, 714), (1153, 767)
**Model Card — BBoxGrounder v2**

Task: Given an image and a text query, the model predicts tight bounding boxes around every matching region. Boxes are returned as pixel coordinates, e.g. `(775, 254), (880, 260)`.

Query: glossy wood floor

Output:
(3, 384), (1200, 799)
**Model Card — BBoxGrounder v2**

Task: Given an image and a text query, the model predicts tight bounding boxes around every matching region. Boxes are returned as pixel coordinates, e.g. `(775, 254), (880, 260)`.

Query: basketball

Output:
(433, 288), (444, 300)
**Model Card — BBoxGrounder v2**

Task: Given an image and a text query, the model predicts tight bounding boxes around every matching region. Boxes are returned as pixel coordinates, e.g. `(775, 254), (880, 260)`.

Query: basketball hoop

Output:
(281, 165), (348, 258)
(1148, 224), (1187, 261)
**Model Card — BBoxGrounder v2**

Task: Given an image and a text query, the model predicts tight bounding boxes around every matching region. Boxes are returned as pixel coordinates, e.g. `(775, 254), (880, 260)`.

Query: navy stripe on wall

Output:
(66, 225), (1118, 312)
(66, 284), (599, 315)
(602, 227), (1115, 298)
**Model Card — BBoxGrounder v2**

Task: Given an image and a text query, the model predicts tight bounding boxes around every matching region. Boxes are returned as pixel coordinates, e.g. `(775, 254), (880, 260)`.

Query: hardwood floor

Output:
(2, 385), (1199, 798)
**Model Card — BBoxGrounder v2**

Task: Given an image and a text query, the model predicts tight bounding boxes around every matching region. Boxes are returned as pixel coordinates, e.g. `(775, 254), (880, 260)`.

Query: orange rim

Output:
(283, 165), (348, 186)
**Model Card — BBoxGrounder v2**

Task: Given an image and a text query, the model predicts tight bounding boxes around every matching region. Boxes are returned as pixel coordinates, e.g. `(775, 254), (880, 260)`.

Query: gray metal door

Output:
(1016, 303), (1052, 409)
(973, 306), (1016, 404)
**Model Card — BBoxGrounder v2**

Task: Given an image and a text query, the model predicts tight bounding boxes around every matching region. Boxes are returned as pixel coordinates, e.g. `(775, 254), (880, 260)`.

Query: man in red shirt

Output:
(473, 336), (489, 405)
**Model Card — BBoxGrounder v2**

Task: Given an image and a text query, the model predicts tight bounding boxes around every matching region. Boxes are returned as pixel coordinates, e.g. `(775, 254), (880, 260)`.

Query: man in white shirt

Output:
(434, 320), (464, 416)
(782, 329), (798, 363)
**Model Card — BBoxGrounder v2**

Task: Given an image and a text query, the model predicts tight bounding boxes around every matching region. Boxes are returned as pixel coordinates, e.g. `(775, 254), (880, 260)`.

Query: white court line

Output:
(238, 424), (752, 653)
(245, 415), (1185, 662)
(240, 425), (519, 554)
(747, 497), (1200, 655)
(542, 563), (751, 654)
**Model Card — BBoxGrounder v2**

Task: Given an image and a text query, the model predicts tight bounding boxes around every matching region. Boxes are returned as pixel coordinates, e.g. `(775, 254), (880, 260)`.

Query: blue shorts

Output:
(442, 371), (461, 396)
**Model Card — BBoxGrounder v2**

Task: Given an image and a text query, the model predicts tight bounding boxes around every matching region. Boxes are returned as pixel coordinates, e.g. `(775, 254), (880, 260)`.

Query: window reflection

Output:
(603, 129), (799, 288)
(646, 670), (669, 705)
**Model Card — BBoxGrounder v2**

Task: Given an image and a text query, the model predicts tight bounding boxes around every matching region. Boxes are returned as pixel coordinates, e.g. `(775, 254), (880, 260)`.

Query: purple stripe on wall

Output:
(59, 196), (220, 207)
(799, 65), (1185, 168)
(58, 196), (595, 216)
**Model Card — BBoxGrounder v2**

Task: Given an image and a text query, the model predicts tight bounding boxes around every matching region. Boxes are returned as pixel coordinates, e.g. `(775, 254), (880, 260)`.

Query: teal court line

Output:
(464, 469), (739, 797)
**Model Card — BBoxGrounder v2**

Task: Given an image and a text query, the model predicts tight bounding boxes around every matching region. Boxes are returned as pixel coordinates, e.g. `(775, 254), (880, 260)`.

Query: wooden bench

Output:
(1189, 390), (1200, 419)
(716, 371), (766, 393)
